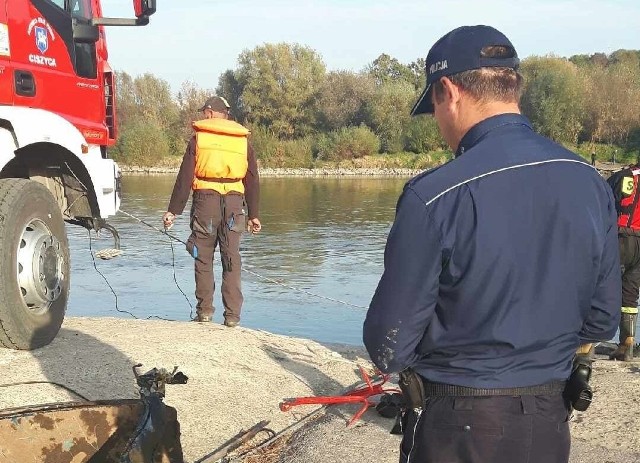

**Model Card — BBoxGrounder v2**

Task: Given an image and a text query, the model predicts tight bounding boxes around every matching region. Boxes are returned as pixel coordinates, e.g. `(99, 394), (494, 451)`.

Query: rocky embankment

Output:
(119, 159), (624, 178)
(119, 165), (422, 177)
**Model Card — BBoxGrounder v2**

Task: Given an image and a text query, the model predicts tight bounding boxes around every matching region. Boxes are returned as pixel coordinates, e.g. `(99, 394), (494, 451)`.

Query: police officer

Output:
(363, 26), (620, 463)
(163, 96), (261, 326)
(606, 164), (640, 361)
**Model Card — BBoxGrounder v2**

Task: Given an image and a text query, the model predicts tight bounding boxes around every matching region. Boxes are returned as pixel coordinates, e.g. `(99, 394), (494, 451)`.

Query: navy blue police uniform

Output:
(363, 25), (620, 463)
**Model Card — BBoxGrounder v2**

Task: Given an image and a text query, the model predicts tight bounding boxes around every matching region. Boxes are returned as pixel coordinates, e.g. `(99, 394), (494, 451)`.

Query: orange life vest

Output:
(192, 118), (250, 194)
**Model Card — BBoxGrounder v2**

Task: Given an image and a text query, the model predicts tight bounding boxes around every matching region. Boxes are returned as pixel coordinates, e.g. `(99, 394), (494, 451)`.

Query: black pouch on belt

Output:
(398, 368), (426, 410)
(563, 354), (593, 411)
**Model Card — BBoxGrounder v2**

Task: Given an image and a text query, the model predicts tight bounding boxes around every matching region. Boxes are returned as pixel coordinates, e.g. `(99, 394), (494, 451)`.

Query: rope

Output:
(88, 230), (177, 322)
(241, 265), (368, 309)
(117, 209), (369, 311)
(119, 209), (187, 245)
(119, 209), (193, 318)
(169, 234), (194, 320)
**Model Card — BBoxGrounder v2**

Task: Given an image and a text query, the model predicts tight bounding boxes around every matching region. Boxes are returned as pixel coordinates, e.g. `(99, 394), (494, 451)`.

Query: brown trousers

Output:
(188, 190), (246, 322)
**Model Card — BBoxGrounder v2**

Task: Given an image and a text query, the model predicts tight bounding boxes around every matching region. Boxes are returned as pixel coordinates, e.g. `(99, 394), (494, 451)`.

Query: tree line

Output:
(110, 44), (640, 168)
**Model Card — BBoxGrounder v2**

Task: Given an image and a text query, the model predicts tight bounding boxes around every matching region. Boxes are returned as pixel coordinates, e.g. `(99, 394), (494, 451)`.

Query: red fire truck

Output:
(0, 0), (156, 350)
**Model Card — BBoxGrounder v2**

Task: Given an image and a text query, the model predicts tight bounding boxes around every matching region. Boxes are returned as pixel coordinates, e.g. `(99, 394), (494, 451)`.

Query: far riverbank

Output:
(118, 160), (624, 177)
(119, 165), (423, 177)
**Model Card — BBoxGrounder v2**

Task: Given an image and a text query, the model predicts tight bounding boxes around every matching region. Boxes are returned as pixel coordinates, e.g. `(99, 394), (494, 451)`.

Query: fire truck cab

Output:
(0, 0), (156, 350)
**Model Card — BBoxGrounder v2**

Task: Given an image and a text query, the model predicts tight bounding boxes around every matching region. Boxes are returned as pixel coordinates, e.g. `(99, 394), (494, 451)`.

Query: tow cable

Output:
(93, 209), (369, 315)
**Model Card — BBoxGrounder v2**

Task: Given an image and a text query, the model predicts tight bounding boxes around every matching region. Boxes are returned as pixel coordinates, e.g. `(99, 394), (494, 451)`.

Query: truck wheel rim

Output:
(17, 219), (65, 313)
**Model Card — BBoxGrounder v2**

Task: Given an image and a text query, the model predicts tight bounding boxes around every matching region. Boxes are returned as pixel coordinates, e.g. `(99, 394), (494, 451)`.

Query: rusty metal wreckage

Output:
(0, 361), (404, 462)
(0, 364), (188, 462)
(0, 363), (273, 462)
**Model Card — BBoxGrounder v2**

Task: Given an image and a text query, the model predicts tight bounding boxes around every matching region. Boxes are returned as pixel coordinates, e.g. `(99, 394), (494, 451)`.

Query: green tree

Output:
(114, 72), (182, 155)
(610, 49), (640, 68)
(175, 80), (214, 146)
(235, 43), (326, 139)
(315, 71), (375, 131)
(114, 119), (171, 166)
(315, 125), (380, 161)
(627, 128), (640, 157)
(583, 61), (640, 146)
(137, 74), (182, 155)
(404, 116), (446, 153)
(132, 73), (179, 130)
(590, 53), (609, 68)
(364, 80), (415, 153)
(568, 54), (591, 68)
(408, 58), (427, 91)
(216, 69), (246, 122)
(114, 71), (136, 131)
(111, 45), (640, 168)
(520, 56), (585, 144)
(367, 53), (414, 86)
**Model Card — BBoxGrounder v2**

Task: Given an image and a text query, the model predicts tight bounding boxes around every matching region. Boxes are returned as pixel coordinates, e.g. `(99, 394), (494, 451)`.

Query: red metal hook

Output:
(279, 365), (400, 426)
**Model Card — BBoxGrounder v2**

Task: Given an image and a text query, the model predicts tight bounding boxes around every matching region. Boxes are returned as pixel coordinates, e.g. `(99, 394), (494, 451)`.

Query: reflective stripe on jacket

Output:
(364, 113), (621, 388)
(192, 118), (250, 194)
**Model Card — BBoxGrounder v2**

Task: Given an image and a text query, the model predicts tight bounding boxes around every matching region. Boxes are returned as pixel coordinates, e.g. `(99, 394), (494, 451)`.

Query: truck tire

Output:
(0, 178), (70, 350)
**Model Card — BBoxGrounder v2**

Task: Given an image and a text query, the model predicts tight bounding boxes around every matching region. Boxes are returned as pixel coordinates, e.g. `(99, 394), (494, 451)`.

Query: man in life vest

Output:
(162, 96), (261, 326)
(607, 164), (640, 361)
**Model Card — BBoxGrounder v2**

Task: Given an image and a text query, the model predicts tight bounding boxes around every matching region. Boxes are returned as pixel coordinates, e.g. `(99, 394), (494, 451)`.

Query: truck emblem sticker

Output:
(35, 26), (48, 53)
(27, 18), (57, 67)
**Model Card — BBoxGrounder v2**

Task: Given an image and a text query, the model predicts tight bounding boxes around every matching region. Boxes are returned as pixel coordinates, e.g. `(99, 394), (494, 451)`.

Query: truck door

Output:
(9, 0), (106, 143)
(0, 0), (12, 105)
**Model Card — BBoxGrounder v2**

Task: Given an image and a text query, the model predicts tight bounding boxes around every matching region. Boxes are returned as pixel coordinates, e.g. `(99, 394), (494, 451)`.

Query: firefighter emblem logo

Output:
(27, 18), (56, 67)
(35, 26), (48, 54)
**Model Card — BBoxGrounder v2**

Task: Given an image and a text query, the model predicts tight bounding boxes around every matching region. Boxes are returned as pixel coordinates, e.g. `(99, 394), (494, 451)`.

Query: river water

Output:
(66, 175), (408, 346)
(66, 175), (633, 347)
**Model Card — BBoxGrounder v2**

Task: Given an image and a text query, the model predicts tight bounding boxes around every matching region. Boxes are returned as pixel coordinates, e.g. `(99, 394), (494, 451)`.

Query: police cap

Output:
(411, 25), (520, 116)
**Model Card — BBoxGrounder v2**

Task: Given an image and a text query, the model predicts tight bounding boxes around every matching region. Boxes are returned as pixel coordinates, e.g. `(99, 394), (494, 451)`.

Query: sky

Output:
(101, 0), (640, 92)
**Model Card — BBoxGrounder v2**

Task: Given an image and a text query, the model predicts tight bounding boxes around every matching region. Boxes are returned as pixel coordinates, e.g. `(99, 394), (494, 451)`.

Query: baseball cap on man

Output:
(411, 25), (520, 116)
(199, 96), (231, 112)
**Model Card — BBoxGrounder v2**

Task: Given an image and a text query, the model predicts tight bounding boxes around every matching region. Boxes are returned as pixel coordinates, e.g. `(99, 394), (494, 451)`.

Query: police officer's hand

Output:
(162, 212), (175, 230)
(247, 218), (262, 234)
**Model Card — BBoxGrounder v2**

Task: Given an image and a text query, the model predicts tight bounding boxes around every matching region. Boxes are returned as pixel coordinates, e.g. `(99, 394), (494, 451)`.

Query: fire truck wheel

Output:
(0, 178), (70, 350)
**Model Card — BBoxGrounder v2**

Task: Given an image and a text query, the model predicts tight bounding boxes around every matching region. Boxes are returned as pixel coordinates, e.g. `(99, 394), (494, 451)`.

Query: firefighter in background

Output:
(162, 96), (261, 326)
(607, 164), (640, 361)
